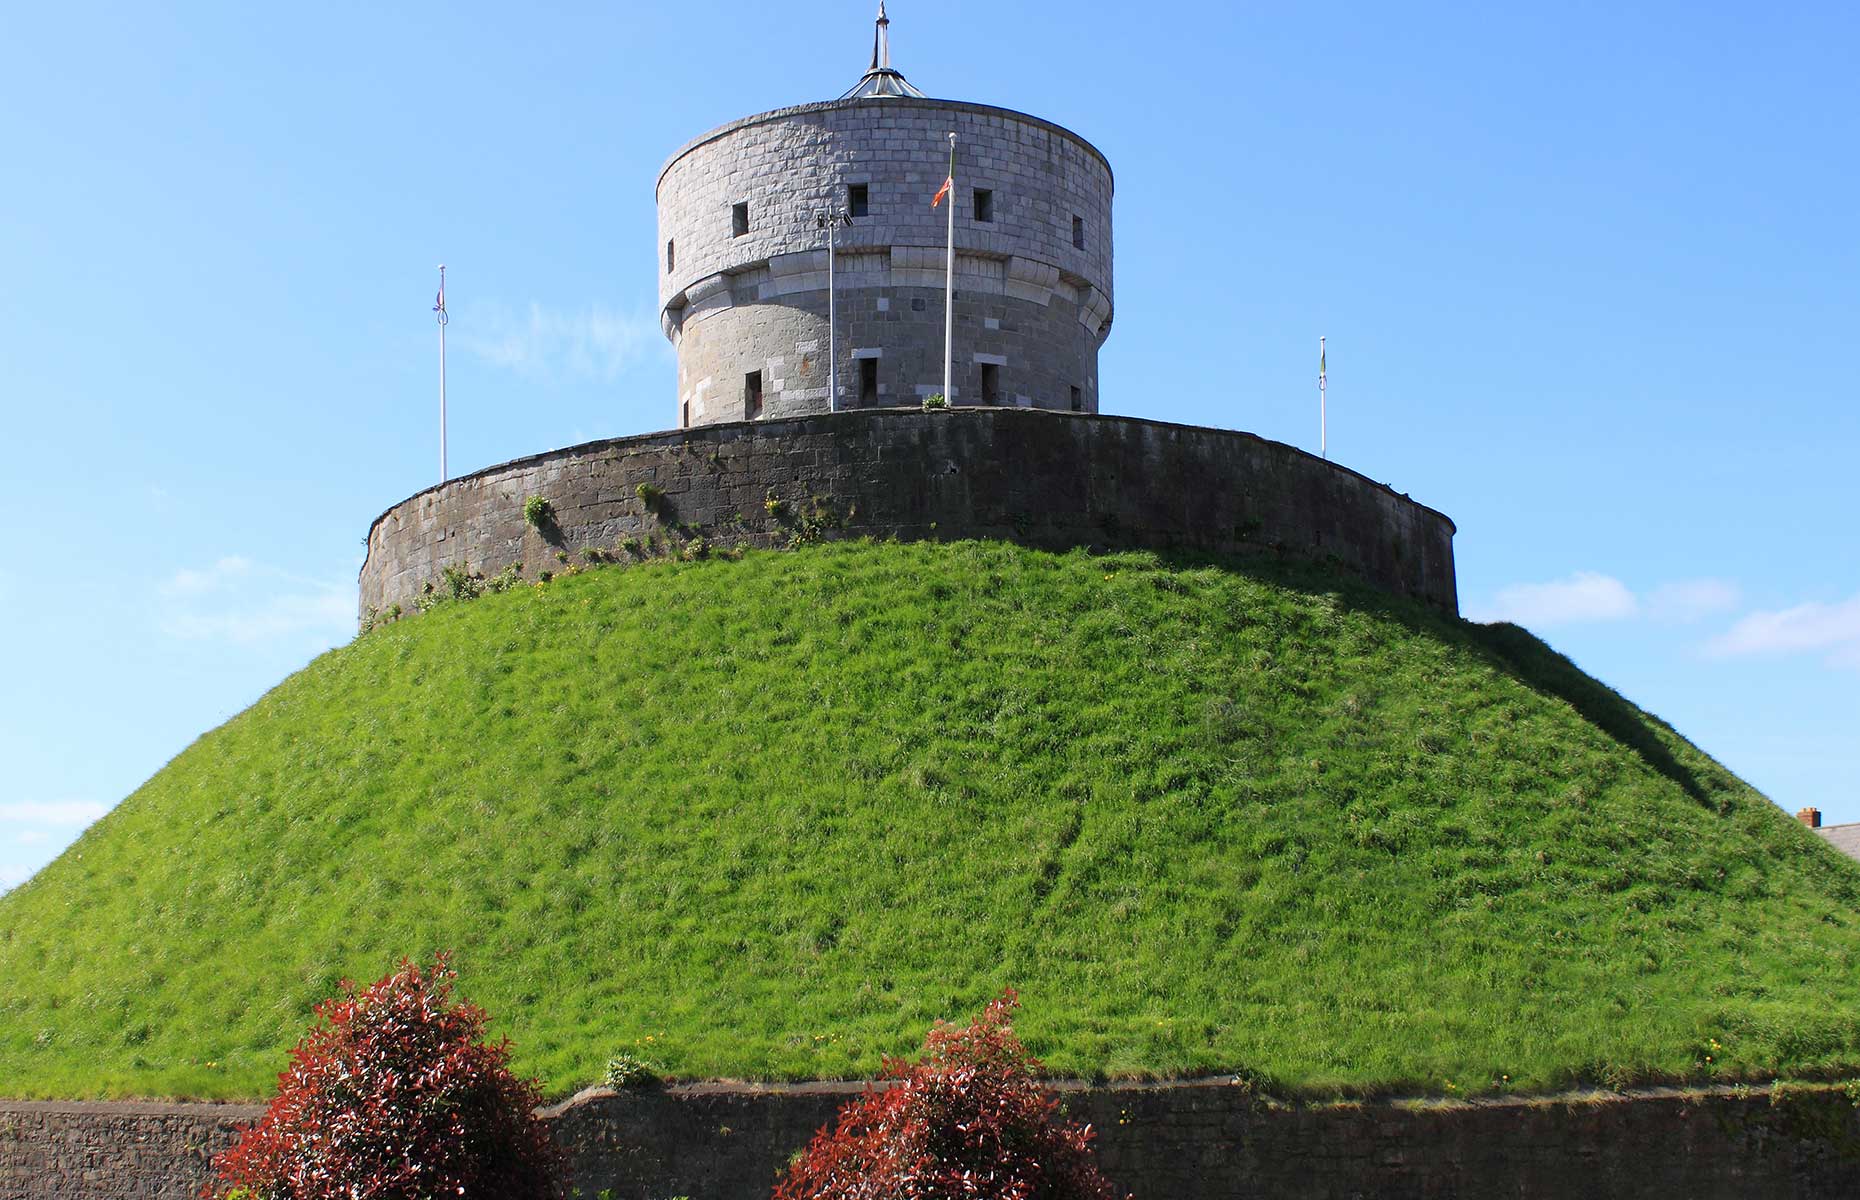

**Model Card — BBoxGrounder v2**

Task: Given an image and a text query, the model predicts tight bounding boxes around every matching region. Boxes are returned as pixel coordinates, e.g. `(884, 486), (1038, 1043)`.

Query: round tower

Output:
(657, 3), (1114, 426)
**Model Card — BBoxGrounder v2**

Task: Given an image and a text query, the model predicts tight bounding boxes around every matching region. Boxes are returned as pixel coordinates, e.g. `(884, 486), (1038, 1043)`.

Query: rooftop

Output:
(840, 1), (927, 100)
(1816, 823), (1860, 862)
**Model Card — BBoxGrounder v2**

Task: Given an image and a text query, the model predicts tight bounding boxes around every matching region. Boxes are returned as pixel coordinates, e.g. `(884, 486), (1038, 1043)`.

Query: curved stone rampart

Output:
(359, 409), (1457, 624)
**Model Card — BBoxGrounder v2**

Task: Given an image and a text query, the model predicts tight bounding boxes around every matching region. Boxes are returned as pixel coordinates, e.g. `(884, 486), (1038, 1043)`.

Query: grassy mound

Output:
(4, 540), (1859, 1102)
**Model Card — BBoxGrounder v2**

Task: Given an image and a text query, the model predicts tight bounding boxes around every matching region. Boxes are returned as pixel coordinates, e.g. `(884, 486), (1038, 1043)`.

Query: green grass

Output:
(4, 540), (1860, 1102)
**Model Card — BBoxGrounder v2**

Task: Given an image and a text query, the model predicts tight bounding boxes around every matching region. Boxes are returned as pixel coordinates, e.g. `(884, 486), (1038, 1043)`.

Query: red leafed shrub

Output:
(208, 953), (560, 1200)
(774, 990), (1128, 1200)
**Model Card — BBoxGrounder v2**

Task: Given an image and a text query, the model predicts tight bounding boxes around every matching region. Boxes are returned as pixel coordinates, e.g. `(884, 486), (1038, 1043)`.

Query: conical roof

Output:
(840, 1), (927, 99)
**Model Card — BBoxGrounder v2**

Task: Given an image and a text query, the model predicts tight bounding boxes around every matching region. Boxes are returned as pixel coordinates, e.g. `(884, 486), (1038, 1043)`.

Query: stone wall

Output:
(657, 97), (1114, 426)
(10, 1083), (1860, 1199)
(357, 409), (1457, 624)
(0, 1100), (259, 1199)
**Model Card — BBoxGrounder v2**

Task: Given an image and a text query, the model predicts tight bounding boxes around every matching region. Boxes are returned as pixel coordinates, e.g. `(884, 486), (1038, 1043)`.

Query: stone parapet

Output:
(357, 409), (1457, 625)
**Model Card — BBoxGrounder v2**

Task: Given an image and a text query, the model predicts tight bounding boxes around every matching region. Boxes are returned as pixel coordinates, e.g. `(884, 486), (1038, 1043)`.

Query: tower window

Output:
(1070, 385), (1084, 412)
(1072, 215), (1085, 250)
(973, 188), (993, 223)
(744, 370), (763, 420)
(848, 183), (868, 218)
(666, 239), (675, 272)
(980, 363), (1000, 405)
(681, 398), (690, 428)
(859, 358), (879, 406)
(732, 202), (750, 238)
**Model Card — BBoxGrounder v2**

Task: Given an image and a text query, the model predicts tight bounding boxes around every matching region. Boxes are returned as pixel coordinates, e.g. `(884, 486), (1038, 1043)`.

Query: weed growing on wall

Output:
(603, 1053), (660, 1088)
(524, 496), (555, 528)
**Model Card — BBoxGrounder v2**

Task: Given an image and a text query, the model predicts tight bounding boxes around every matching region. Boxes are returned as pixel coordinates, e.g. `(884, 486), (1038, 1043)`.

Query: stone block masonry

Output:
(658, 96), (1114, 427)
(357, 408), (1457, 624)
(8, 1084), (1860, 1199)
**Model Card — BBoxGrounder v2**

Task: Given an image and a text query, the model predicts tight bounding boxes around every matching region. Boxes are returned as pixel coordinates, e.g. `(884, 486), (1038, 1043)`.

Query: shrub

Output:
(523, 495), (554, 528)
(603, 1053), (660, 1088)
(635, 483), (663, 509)
(774, 990), (1125, 1200)
(209, 953), (560, 1200)
(441, 565), (484, 602)
(922, 393), (949, 411)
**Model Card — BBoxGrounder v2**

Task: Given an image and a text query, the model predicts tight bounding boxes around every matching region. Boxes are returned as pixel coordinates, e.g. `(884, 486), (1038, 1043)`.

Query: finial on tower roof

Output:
(842, 0), (926, 100)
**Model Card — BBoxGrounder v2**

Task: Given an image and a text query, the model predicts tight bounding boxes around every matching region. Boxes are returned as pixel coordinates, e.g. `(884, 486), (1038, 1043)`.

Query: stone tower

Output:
(657, 3), (1114, 427)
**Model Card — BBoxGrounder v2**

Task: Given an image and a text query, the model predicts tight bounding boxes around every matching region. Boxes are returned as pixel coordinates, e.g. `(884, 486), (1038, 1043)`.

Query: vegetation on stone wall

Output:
(4, 541), (1860, 1103)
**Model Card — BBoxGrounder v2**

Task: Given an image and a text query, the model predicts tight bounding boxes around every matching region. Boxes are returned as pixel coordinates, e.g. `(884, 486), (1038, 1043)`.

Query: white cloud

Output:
(1706, 594), (1860, 668)
(0, 800), (109, 825)
(158, 558), (352, 646)
(161, 555), (253, 597)
(455, 301), (665, 381)
(1647, 579), (1741, 623)
(1471, 571), (1640, 627)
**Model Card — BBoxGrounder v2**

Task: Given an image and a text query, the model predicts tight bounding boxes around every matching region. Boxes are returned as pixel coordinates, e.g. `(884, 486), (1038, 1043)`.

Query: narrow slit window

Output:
(666, 239), (675, 272)
(973, 188), (993, 223)
(981, 363), (1000, 405)
(859, 358), (879, 406)
(1070, 385), (1084, 413)
(744, 370), (763, 420)
(732, 202), (750, 238)
(1071, 214), (1085, 249)
(848, 183), (869, 218)
(681, 398), (690, 428)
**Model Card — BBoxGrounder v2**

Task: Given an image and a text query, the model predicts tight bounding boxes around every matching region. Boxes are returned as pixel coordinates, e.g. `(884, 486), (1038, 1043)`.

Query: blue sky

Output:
(2, 1), (1856, 890)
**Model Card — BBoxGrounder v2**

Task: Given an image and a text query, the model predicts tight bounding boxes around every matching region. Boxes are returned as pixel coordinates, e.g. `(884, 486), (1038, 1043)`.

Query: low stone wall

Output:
(0, 1100), (259, 1199)
(359, 408), (1458, 624)
(7, 1083), (1860, 1199)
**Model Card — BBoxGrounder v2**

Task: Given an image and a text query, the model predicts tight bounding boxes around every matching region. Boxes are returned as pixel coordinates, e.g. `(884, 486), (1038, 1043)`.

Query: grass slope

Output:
(4, 541), (1860, 1102)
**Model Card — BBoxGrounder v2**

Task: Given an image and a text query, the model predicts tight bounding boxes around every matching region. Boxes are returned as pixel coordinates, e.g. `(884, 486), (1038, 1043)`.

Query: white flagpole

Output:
(943, 132), (956, 406)
(828, 218), (838, 413)
(1319, 335), (1327, 461)
(436, 265), (449, 482)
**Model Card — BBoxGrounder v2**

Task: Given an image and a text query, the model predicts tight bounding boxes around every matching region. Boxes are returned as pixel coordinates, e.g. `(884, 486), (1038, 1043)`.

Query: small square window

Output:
(744, 370), (763, 420)
(848, 183), (868, 218)
(973, 188), (993, 223)
(732, 202), (750, 238)
(1071, 215), (1085, 250)
(981, 363), (1000, 405)
(666, 239), (675, 273)
(1070, 385), (1084, 413)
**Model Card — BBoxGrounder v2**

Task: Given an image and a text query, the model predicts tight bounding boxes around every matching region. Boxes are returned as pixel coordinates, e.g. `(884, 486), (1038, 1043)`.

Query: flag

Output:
(1319, 342), (1326, 383)
(931, 174), (952, 208)
(433, 282), (446, 315)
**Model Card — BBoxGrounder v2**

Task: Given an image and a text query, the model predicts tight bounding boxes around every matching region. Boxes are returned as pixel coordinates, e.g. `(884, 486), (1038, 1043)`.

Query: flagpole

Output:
(1319, 335), (1327, 461)
(943, 131), (955, 406)
(437, 265), (449, 482)
(828, 216), (838, 413)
